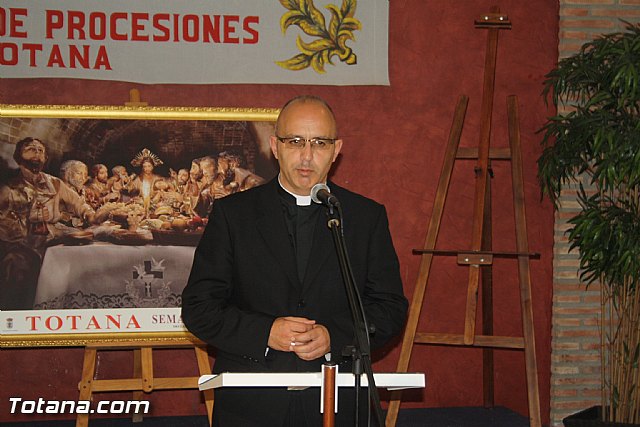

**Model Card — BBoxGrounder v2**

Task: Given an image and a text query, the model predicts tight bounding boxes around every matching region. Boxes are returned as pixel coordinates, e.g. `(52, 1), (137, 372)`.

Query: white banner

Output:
(1, 308), (188, 335)
(0, 0), (389, 85)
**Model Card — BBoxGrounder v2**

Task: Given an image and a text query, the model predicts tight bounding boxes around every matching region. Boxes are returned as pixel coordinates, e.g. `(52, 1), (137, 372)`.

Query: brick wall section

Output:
(550, 3), (639, 426)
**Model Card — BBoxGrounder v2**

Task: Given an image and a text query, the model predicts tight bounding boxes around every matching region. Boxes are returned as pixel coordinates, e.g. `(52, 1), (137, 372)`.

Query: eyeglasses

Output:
(276, 136), (337, 150)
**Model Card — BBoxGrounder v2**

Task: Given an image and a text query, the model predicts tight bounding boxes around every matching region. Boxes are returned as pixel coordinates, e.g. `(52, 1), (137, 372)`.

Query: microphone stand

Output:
(326, 205), (385, 427)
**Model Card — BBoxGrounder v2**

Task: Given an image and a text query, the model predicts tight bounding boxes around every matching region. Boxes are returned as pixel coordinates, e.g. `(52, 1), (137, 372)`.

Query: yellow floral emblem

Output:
(277, 0), (361, 73)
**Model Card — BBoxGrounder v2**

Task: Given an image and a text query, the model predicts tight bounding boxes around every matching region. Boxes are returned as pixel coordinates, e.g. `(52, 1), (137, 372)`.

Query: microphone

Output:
(311, 183), (340, 207)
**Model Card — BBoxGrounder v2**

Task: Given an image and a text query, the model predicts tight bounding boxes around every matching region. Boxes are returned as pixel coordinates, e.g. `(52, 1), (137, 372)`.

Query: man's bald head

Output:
(275, 95), (338, 137)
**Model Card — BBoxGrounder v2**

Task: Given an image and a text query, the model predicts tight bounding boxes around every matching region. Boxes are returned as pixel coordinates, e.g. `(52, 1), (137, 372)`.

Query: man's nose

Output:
(300, 141), (313, 161)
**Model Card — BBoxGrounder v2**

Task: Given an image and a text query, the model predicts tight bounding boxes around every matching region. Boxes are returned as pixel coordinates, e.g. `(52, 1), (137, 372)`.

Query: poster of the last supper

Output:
(0, 107), (278, 342)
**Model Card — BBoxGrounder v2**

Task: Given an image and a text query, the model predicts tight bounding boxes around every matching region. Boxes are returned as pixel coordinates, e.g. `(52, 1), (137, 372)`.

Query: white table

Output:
(198, 371), (426, 391)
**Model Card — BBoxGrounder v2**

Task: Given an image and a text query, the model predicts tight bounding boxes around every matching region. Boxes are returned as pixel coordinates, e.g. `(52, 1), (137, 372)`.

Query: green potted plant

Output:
(538, 22), (640, 425)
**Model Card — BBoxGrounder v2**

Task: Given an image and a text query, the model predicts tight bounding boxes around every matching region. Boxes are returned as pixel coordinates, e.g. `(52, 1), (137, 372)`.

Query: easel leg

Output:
(132, 347), (154, 422)
(481, 169), (495, 408)
(507, 95), (541, 427)
(386, 95), (469, 427)
(132, 349), (144, 423)
(194, 346), (214, 426)
(76, 347), (97, 427)
(141, 347), (153, 392)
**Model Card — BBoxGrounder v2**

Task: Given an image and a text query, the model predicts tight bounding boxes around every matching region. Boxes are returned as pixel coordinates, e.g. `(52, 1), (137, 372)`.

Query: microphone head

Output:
(311, 183), (330, 204)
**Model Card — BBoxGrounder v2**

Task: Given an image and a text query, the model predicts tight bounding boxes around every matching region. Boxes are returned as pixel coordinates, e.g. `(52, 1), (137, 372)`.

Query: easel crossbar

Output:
(456, 147), (511, 160)
(413, 249), (541, 258)
(414, 333), (524, 349)
(91, 376), (203, 392)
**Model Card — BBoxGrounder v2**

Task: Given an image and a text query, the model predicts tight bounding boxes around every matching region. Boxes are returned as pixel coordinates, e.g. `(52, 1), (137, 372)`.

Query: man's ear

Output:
(269, 136), (279, 160)
(332, 139), (343, 162)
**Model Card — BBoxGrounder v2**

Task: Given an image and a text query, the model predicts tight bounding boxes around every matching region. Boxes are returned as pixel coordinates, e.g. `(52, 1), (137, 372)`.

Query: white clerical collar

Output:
(278, 174), (327, 206)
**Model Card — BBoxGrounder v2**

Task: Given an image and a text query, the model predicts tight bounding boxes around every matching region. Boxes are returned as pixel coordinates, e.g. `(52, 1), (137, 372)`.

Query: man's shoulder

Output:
(46, 174), (64, 189)
(42, 173), (61, 183)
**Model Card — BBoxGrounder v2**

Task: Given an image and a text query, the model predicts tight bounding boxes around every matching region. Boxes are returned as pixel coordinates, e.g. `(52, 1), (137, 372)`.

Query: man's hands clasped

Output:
(268, 316), (330, 361)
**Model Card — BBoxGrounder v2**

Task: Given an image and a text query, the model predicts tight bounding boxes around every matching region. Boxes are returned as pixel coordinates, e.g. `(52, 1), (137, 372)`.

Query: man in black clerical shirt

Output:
(182, 95), (408, 426)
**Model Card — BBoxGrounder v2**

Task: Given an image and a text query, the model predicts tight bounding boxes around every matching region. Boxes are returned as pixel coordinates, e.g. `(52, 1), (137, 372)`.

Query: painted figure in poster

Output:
(0, 139), (100, 244)
(129, 148), (165, 208)
(107, 165), (134, 203)
(182, 158), (203, 214)
(59, 160), (93, 227)
(59, 160), (89, 196)
(223, 152), (265, 191)
(86, 163), (119, 209)
(0, 138), (99, 309)
(197, 155), (238, 215)
(176, 168), (189, 189)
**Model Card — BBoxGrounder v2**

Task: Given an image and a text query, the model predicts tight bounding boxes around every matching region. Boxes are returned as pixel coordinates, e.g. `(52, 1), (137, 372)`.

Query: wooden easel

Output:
(76, 339), (213, 427)
(385, 7), (542, 427)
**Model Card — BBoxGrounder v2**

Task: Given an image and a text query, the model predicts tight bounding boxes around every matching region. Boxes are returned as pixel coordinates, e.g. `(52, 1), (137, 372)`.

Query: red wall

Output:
(0, 0), (558, 423)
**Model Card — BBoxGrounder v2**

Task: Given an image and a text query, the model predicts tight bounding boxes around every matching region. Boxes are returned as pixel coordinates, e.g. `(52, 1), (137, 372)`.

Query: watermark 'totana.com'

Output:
(9, 397), (150, 415)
